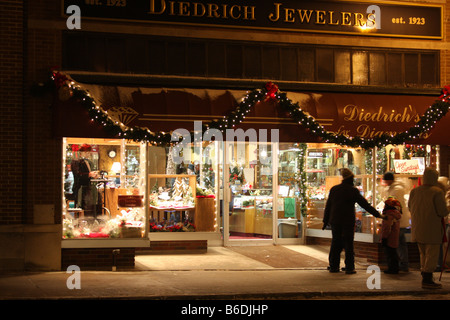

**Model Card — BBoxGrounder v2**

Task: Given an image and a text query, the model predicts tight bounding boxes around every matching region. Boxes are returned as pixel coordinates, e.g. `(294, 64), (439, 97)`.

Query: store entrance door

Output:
(223, 141), (275, 245)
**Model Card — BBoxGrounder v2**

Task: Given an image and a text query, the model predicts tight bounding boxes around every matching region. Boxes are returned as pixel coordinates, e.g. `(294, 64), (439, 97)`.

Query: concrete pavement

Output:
(1, 245), (449, 301)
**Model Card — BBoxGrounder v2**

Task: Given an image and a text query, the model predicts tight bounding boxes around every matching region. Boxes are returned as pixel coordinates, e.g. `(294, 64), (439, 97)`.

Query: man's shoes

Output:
(345, 269), (356, 274)
(327, 266), (340, 273)
(329, 269), (340, 273)
(422, 272), (442, 289)
(383, 269), (399, 274)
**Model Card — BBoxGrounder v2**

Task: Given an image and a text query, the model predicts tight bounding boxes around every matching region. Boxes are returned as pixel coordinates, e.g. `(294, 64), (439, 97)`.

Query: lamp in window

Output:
(111, 162), (121, 174)
(111, 162), (121, 186)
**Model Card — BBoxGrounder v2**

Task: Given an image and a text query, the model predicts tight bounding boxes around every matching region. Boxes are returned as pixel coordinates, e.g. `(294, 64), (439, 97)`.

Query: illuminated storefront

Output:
(55, 74), (449, 253)
(4, 0), (448, 271)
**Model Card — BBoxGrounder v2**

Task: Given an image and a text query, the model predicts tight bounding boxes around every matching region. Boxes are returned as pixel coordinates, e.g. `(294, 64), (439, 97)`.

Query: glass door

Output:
(277, 143), (306, 243)
(224, 141), (274, 244)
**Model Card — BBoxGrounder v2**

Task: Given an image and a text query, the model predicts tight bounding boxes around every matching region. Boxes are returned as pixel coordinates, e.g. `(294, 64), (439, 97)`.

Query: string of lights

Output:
(51, 71), (450, 150)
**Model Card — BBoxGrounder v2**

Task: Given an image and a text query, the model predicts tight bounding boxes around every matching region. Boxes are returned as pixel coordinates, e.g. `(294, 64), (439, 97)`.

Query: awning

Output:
(53, 81), (450, 146)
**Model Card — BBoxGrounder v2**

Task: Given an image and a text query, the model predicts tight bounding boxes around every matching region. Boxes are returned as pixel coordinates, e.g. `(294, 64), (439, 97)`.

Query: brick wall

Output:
(62, 248), (135, 271)
(0, 1), (25, 224)
(24, 1), (63, 224)
(137, 240), (208, 254)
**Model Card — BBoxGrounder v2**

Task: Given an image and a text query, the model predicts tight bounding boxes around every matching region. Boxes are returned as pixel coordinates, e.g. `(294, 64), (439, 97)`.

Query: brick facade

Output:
(62, 248), (135, 271)
(0, 1), (25, 224)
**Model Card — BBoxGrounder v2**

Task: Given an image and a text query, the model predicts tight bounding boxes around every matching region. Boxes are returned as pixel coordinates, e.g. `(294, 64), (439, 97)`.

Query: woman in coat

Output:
(408, 167), (448, 289)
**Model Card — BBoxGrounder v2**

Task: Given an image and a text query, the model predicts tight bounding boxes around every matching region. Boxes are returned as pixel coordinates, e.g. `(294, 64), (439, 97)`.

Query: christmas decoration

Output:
(50, 70), (450, 149)
(364, 148), (387, 174)
(294, 143), (308, 217)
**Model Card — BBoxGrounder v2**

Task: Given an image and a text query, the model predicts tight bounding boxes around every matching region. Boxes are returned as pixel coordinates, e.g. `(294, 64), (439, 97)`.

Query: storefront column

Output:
(272, 142), (279, 243)
(372, 146), (378, 237)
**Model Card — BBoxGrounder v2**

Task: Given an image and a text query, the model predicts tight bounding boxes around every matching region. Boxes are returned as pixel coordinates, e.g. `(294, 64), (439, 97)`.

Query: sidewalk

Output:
(0, 245), (449, 300)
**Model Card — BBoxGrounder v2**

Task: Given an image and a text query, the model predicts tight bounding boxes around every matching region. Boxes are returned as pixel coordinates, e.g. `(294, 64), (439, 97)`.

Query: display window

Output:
(61, 136), (437, 243)
(227, 141), (273, 240)
(304, 143), (434, 236)
(63, 138), (146, 239)
(147, 141), (220, 233)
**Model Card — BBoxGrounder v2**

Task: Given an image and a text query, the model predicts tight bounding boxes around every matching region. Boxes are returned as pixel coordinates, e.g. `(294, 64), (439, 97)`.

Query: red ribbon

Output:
(52, 71), (69, 89)
(439, 85), (450, 101)
(265, 82), (279, 101)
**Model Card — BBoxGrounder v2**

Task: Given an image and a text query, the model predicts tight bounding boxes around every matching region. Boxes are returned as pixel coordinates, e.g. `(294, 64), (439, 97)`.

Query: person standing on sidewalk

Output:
(381, 172), (411, 272)
(408, 167), (448, 289)
(323, 168), (381, 274)
(380, 197), (402, 274)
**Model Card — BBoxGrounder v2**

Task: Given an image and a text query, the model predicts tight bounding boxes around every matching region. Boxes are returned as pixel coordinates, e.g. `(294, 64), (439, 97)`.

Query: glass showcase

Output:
(63, 138), (146, 239)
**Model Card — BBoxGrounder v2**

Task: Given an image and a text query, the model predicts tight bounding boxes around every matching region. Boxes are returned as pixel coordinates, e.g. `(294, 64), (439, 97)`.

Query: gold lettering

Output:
(222, 4), (228, 19)
(243, 6), (255, 20)
(316, 10), (326, 24)
(268, 3), (281, 22)
(354, 12), (365, 27)
(168, 1), (175, 15)
(328, 11), (339, 25)
(207, 3), (219, 18)
(148, 0), (165, 14)
(367, 13), (376, 28)
(230, 5), (241, 20)
(178, 1), (189, 16)
(284, 8), (295, 23)
(341, 12), (352, 26)
(221, 4), (228, 19)
(297, 9), (313, 23)
(343, 104), (419, 124)
(343, 104), (358, 121)
(193, 2), (205, 17)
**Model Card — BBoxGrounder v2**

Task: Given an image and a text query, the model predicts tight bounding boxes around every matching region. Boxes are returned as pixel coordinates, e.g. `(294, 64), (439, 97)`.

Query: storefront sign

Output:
(307, 151), (324, 158)
(393, 159), (420, 174)
(62, 1), (442, 39)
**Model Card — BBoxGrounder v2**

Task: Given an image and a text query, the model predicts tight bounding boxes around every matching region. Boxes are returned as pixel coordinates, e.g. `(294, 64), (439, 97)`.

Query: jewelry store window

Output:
(147, 141), (220, 233)
(62, 138), (147, 239)
(305, 143), (380, 235)
(305, 143), (435, 238)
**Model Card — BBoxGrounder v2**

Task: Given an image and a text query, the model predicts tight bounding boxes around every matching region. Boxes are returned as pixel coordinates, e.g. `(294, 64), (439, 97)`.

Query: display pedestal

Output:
(195, 197), (216, 231)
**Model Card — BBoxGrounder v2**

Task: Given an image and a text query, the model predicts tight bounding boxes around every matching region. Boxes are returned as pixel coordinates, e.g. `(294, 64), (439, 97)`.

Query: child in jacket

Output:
(381, 196), (402, 274)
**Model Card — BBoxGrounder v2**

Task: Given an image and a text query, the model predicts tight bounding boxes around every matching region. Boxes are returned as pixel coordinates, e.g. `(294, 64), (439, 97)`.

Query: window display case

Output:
(147, 141), (219, 233)
(62, 138), (146, 239)
(304, 143), (428, 237)
(229, 192), (273, 237)
(148, 174), (197, 232)
(304, 143), (378, 233)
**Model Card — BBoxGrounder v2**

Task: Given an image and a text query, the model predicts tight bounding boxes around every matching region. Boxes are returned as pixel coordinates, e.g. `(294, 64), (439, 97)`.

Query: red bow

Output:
(52, 71), (69, 89)
(265, 82), (279, 101)
(439, 85), (450, 101)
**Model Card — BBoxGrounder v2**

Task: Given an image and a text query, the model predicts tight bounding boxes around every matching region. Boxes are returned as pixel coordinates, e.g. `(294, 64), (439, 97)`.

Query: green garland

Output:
(51, 71), (450, 149)
(364, 148), (387, 175)
(295, 143), (308, 217)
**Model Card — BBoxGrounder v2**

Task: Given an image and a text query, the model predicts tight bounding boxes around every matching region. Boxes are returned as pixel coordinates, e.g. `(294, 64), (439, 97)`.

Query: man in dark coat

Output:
(323, 168), (381, 274)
